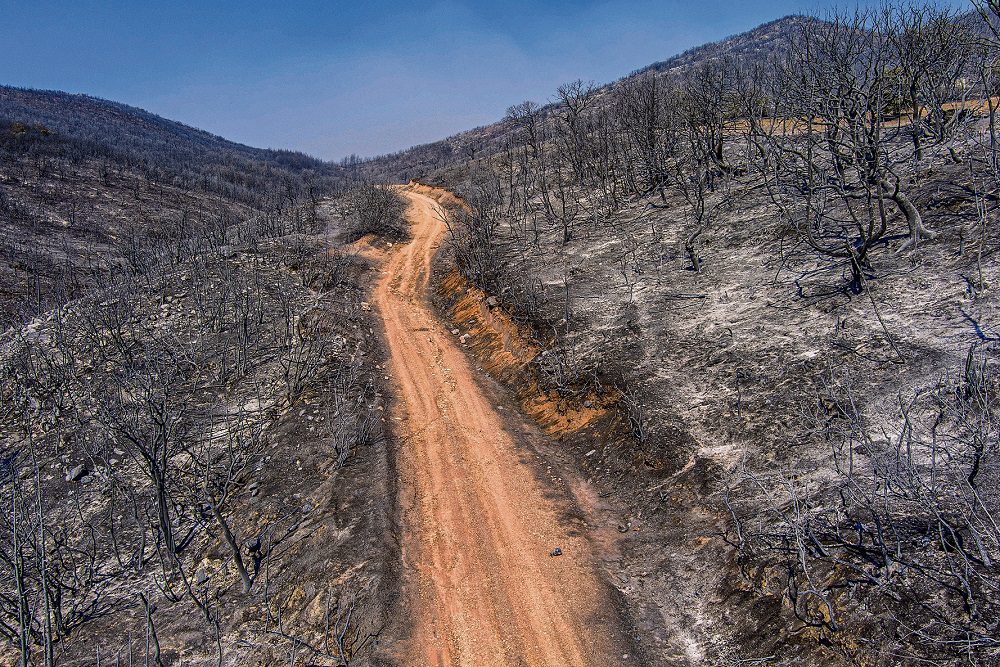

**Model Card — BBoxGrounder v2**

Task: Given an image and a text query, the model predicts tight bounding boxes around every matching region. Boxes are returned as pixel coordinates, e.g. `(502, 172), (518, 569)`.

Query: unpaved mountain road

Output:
(374, 185), (628, 666)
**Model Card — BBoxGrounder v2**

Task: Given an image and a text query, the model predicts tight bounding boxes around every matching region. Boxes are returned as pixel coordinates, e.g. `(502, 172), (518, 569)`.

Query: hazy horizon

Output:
(1, 0), (971, 160)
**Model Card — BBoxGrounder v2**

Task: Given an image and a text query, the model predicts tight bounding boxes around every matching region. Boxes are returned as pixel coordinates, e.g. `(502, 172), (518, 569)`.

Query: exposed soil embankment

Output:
(409, 178), (619, 440)
(437, 270), (616, 437)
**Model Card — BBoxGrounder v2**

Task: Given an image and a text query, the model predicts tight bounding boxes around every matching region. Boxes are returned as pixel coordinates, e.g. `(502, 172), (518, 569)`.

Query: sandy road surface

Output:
(375, 186), (619, 666)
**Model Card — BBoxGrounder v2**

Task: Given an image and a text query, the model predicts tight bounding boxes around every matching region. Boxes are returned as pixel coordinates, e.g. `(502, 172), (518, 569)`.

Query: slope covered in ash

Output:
(387, 5), (1000, 666)
(0, 87), (347, 330)
(0, 90), (407, 665)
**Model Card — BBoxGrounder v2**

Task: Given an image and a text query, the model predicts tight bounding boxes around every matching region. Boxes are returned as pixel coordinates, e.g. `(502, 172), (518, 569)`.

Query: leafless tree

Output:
(742, 10), (942, 294)
(730, 349), (1000, 662)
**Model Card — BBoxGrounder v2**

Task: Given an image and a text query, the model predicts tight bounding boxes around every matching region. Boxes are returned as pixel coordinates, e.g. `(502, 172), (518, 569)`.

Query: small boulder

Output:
(549, 547), (562, 557)
(66, 464), (88, 482)
(485, 296), (499, 308)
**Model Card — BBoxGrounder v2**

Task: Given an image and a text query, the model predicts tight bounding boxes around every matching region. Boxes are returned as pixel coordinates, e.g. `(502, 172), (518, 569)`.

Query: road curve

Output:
(375, 186), (618, 666)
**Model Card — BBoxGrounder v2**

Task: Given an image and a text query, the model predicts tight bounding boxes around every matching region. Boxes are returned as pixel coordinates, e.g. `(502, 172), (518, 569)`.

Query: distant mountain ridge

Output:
(0, 86), (325, 165)
(0, 86), (340, 206)
(361, 15), (812, 182)
(625, 15), (812, 79)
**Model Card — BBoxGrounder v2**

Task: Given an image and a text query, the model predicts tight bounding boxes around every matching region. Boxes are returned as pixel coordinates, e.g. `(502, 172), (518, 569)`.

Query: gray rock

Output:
(66, 464), (88, 482)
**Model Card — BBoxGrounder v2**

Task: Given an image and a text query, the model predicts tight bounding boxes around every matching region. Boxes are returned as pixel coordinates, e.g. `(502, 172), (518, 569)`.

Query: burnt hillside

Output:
(360, 15), (812, 183)
(392, 5), (1000, 665)
(0, 86), (338, 204)
(0, 87), (354, 330)
(1, 87), (407, 666)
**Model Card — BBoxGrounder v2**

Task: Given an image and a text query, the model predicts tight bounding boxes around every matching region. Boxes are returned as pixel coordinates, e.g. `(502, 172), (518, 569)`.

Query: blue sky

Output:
(1, 0), (972, 160)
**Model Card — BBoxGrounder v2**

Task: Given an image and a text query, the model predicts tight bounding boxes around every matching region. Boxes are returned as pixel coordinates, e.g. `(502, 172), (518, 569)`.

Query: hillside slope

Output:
(0, 91), (402, 666)
(0, 86), (336, 203)
(361, 15), (811, 183)
(381, 6), (1000, 665)
(0, 87), (347, 329)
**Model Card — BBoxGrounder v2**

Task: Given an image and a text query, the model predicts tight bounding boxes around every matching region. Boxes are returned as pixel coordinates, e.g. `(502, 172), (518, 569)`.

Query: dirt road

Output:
(374, 186), (621, 666)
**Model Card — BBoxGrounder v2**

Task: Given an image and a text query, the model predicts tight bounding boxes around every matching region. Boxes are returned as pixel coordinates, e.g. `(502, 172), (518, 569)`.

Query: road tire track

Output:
(375, 185), (621, 667)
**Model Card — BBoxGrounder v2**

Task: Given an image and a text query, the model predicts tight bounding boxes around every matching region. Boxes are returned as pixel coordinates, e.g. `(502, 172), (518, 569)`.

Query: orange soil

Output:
(438, 270), (614, 437)
(374, 185), (619, 666)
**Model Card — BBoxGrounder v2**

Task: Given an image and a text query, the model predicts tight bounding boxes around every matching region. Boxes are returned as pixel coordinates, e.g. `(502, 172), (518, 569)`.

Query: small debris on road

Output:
(66, 464), (88, 482)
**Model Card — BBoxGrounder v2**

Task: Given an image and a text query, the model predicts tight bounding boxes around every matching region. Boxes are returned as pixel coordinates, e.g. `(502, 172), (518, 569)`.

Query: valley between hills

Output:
(4, 4), (1000, 666)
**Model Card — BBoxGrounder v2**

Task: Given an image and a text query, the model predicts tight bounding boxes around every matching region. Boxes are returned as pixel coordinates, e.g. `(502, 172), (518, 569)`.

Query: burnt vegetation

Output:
(397, 3), (1000, 665)
(6, 1), (1000, 665)
(0, 87), (403, 665)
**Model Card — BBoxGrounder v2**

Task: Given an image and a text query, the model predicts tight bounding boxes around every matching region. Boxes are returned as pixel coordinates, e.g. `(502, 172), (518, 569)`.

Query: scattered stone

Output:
(196, 569), (208, 585)
(460, 334), (470, 344)
(451, 328), (460, 335)
(585, 449), (597, 457)
(485, 296), (499, 307)
(66, 464), (88, 482)
(550, 547), (562, 557)
(583, 400), (593, 408)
